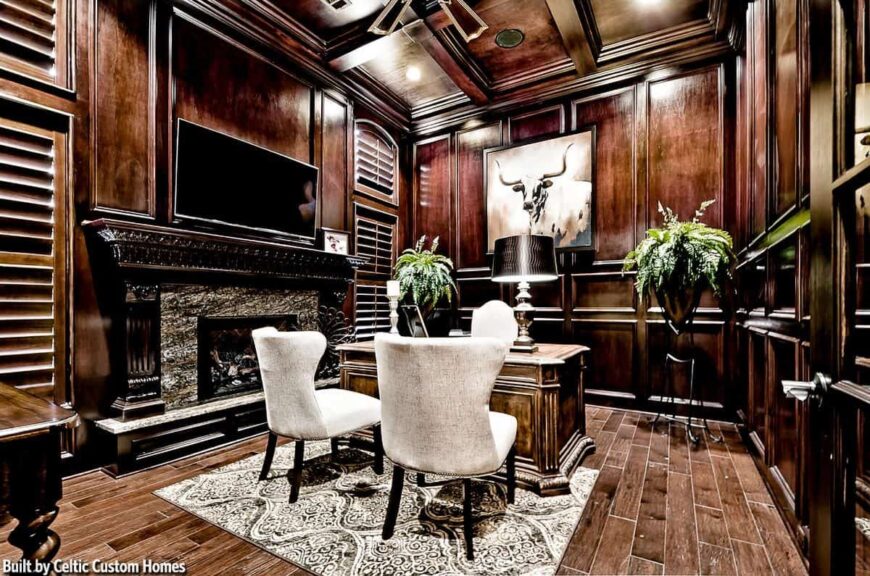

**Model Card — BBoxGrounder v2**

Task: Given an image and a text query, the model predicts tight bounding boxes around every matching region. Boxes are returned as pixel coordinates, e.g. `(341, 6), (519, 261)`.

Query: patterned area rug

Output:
(155, 440), (598, 576)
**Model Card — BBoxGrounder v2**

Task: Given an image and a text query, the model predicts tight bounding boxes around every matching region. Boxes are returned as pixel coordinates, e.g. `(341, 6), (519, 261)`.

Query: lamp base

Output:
(510, 342), (539, 354)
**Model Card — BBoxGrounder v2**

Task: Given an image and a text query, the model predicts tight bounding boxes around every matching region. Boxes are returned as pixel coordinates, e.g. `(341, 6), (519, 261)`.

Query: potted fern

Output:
(393, 235), (457, 336)
(623, 200), (734, 333)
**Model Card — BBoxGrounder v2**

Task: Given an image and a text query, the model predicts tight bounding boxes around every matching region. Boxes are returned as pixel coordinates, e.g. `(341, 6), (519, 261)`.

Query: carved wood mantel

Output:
(84, 219), (365, 420)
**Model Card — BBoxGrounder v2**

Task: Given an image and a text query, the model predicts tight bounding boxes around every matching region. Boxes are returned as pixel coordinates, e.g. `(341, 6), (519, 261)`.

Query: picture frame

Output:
(318, 227), (351, 255)
(483, 126), (596, 253)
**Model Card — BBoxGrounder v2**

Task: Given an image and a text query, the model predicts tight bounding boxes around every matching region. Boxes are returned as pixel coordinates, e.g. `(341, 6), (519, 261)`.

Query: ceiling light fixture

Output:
(368, 0), (487, 43)
(406, 65), (422, 81)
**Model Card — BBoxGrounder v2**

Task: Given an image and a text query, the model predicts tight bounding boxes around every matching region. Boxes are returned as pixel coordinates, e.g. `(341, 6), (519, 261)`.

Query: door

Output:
(803, 1), (870, 575)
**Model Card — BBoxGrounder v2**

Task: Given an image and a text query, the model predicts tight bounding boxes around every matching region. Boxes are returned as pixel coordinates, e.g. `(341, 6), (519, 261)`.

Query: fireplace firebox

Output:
(197, 314), (297, 402)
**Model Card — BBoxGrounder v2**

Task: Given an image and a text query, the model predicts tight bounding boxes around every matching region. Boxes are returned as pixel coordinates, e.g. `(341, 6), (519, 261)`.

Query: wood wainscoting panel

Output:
(508, 104), (566, 144)
(572, 88), (636, 262)
(647, 66), (724, 230)
(172, 14), (314, 166)
(319, 92), (349, 231)
(92, 0), (156, 218)
(573, 320), (637, 402)
(772, 0), (800, 219)
(412, 135), (452, 256)
(455, 122), (502, 270)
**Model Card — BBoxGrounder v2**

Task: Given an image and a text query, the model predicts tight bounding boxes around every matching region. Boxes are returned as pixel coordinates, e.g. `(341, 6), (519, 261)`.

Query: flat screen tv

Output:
(174, 119), (319, 240)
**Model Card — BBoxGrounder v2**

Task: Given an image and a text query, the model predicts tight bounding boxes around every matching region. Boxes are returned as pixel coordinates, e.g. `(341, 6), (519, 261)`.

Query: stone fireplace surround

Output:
(161, 285), (318, 409)
(84, 218), (364, 474)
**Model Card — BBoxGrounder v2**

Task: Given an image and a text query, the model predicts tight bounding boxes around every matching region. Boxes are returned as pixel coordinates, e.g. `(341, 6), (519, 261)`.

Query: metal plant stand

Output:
(650, 319), (723, 444)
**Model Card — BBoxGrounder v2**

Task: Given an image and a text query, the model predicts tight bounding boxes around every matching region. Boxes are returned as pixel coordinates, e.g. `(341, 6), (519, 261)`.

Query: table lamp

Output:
(491, 234), (558, 353)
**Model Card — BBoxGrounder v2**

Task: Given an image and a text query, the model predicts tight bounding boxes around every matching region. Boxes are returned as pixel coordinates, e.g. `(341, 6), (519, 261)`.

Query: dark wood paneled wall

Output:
(734, 0), (811, 561)
(409, 62), (735, 419)
(0, 0), (409, 469)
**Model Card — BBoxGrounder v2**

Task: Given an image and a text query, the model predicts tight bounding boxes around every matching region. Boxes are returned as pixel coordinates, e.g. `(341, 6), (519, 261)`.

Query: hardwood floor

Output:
(0, 407), (805, 576)
(559, 407), (808, 575)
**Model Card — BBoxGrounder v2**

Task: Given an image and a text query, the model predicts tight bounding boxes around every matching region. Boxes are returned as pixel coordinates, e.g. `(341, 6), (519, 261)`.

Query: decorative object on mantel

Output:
(491, 234), (558, 353)
(393, 235), (456, 337)
(622, 200), (734, 443)
(155, 440), (598, 576)
(318, 227), (350, 255)
(485, 128), (595, 252)
(369, 0), (488, 42)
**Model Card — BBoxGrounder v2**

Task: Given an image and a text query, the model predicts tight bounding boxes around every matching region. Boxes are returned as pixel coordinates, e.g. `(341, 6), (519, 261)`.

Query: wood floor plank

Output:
(730, 449), (775, 506)
(699, 542), (737, 575)
(612, 444), (649, 519)
(627, 555), (664, 575)
(589, 515), (635, 574)
(711, 454), (762, 544)
(749, 501), (808, 575)
(731, 539), (773, 575)
(633, 417), (653, 448)
(612, 423), (639, 456)
(584, 430), (616, 470)
(664, 472), (699, 575)
(561, 465), (623, 573)
(632, 464), (668, 565)
(668, 424), (690, 475)
(649, 427), (670, 467)
(696, 505), (731, 548)
(691, 460), (722, 509)
(603, 411), (626, 432)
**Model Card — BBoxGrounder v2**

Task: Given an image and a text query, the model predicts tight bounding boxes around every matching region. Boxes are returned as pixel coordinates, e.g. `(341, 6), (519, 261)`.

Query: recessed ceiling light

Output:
(406, 66), (422, 82)
(495, 29), (524, 49)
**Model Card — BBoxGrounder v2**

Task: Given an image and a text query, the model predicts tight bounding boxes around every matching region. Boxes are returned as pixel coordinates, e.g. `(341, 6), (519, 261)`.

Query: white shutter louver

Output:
(355, 213), (395, 276)
(354, 284), (391, 341)
(0, 120), (60, 397)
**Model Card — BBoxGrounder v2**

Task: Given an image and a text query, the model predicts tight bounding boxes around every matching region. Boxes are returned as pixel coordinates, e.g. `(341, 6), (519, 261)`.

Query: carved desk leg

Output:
(4, 432), (63, 565)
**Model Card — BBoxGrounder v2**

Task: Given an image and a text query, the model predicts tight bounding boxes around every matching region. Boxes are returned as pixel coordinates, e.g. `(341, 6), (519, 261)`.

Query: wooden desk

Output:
(338, 341), (594, 496)
(0, 384), (78, 564)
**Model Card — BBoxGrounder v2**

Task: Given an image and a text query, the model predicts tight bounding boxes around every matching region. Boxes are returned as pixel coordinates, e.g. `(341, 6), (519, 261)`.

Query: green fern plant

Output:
(394, 235), (457, 314)
(623, 200), (734, 298)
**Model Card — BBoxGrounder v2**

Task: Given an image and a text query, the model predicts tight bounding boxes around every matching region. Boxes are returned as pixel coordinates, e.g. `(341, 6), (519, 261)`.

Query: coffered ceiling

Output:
(233, 0), (739, 122)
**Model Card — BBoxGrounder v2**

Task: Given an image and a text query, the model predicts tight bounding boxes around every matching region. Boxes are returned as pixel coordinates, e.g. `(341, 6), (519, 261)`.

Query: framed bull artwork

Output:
(484, 126), (595, 252)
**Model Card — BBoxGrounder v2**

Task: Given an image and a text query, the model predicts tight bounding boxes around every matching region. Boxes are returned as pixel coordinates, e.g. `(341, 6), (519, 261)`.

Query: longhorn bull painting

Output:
(484, 129), (595, 251)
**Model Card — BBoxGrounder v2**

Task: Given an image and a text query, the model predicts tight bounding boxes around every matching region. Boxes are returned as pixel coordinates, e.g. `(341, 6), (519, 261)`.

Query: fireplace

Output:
(197, 314), (298, 402)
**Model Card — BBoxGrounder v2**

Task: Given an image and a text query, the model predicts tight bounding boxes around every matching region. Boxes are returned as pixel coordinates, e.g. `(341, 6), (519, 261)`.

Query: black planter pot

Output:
(398, 305), (454, 337)
(654, 283), (702, 335)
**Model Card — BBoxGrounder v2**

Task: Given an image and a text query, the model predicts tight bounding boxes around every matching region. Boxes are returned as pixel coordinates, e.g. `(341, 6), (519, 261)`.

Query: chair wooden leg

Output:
(373, 425), (384, 475)
(416, 473), (426, 486)
(259, 432), (277, 481)
(382, 465), (404, 540)
(330, 437), (340, 459)
(506, 444), (516, 504)
(288, 440), (305, 504)
(463, 478), (474, 560)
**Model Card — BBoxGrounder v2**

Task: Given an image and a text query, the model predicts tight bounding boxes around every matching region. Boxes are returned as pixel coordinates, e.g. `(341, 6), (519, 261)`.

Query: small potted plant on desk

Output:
(393, 235), (457, 337)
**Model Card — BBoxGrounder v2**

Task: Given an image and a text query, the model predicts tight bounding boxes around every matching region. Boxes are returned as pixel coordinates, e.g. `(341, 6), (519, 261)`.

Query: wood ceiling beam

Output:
(545, 0), (597, 76)
(402, 20), (489, 105)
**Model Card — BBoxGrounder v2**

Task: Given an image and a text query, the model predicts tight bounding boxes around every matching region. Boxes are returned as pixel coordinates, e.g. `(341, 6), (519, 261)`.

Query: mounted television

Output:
(174, 119), (319, 241)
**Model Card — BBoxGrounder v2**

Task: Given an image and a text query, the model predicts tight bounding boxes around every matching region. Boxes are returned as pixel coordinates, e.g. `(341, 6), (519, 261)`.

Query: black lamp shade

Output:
(491, 234), (558, 283)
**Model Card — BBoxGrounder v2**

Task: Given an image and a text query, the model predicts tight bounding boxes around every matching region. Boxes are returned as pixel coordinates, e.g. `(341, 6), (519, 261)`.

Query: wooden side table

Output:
(0, 384), (78, 564)
(338, 341), (594, 496)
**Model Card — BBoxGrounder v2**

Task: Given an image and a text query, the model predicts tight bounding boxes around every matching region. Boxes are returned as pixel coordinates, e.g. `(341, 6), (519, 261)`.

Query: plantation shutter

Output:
(355, 213), (394, 276)
(0, 119), (64, 399)
(355, 124), (396, 196)
(353, 207), (396, 340)
(0, 0), (61, 84)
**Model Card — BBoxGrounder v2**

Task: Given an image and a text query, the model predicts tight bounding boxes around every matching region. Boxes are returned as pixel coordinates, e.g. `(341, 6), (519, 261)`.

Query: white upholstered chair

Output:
(374, 334), (517, 560)
(471, 300), (518, 345)
(252, 328), (383, 503)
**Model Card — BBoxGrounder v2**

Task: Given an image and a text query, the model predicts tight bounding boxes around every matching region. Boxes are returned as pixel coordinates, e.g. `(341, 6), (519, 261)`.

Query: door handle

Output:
(782, 372), (831, 402)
